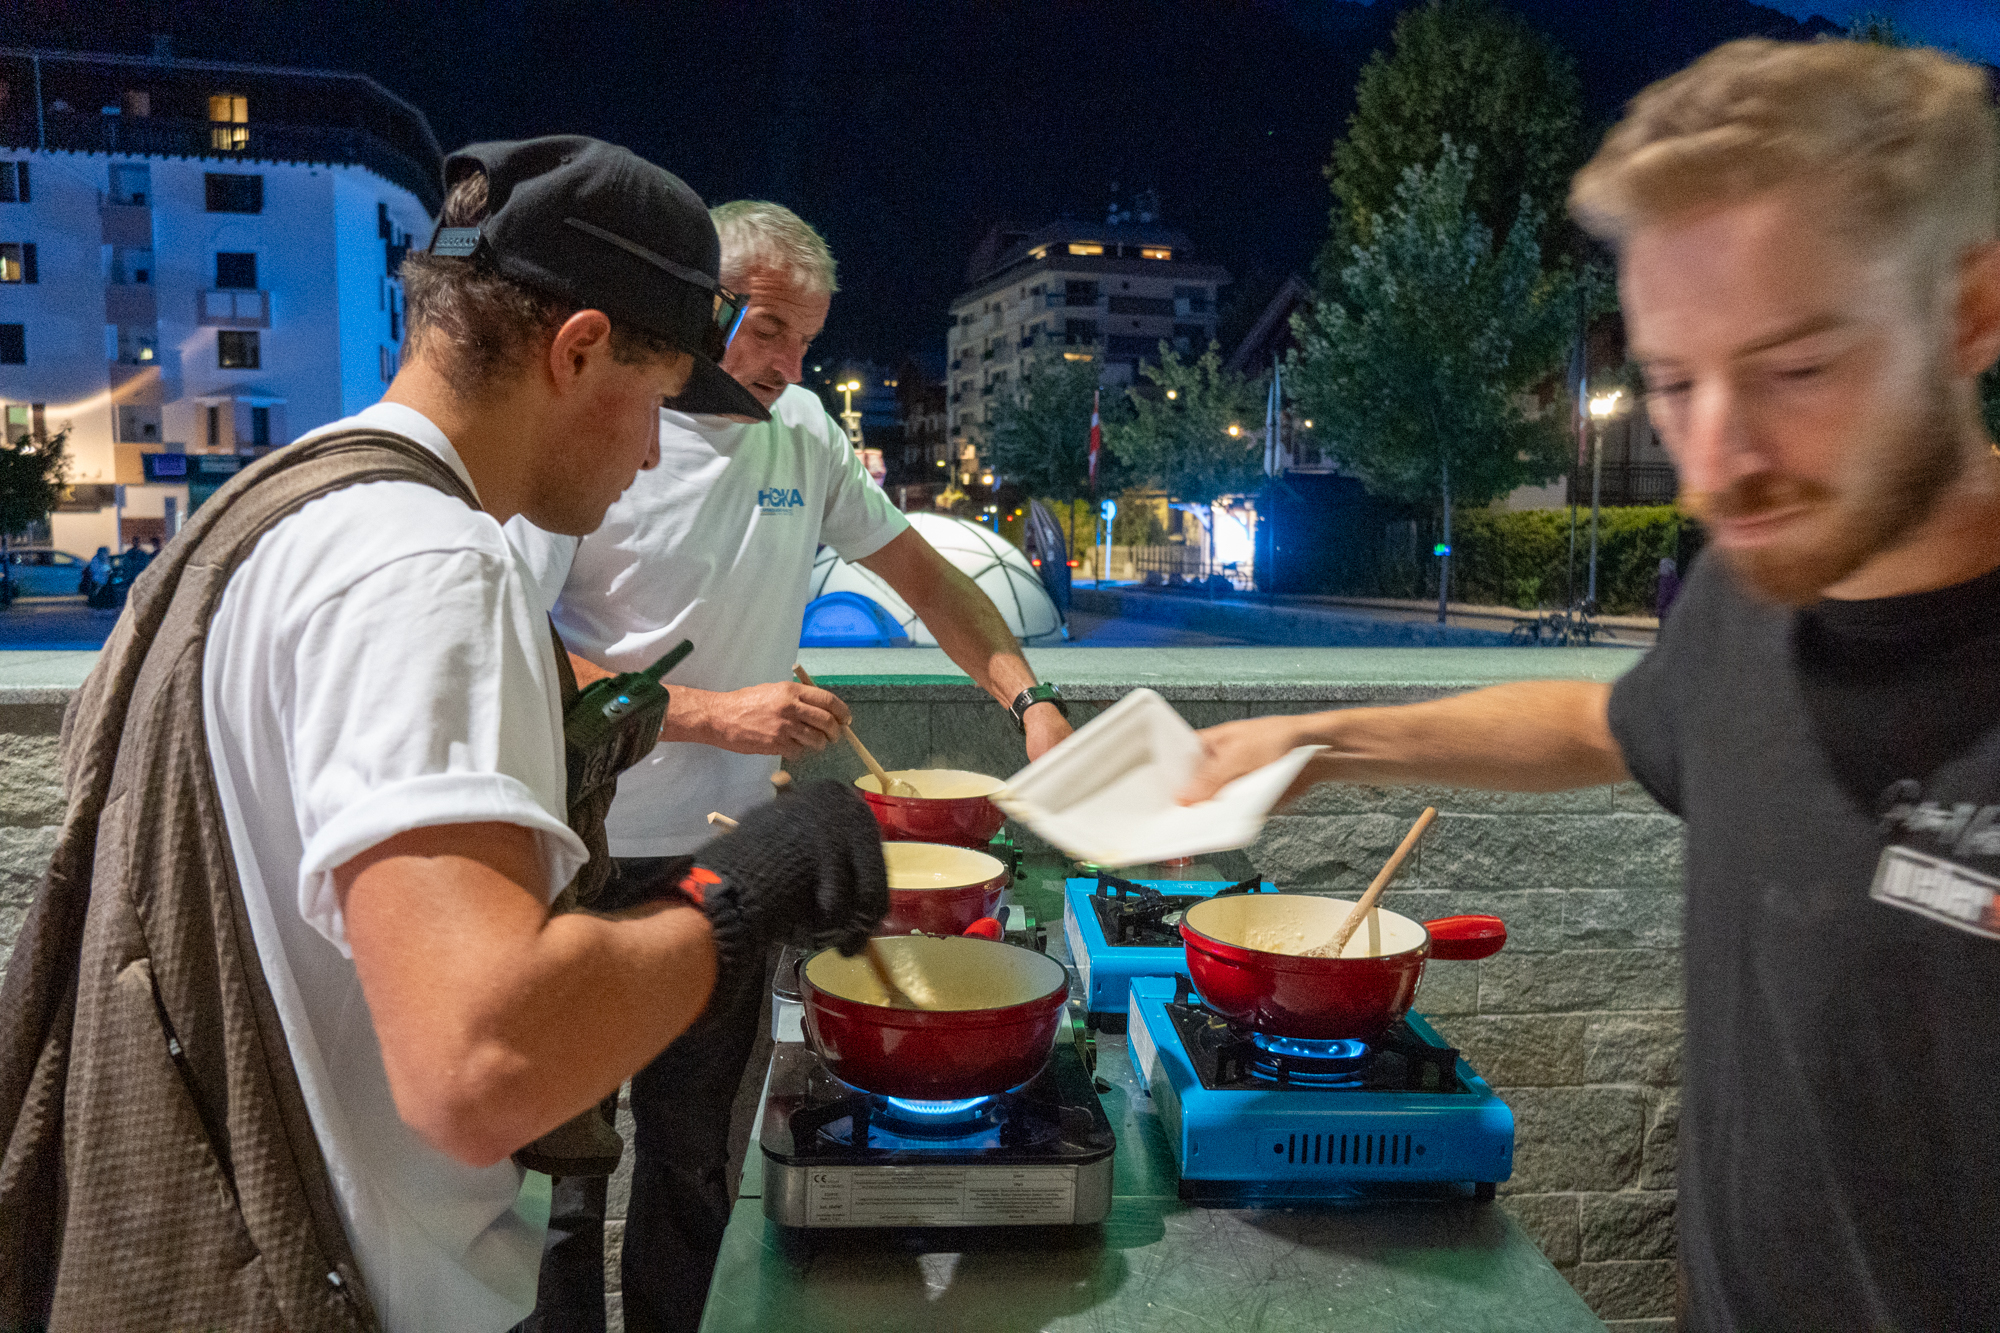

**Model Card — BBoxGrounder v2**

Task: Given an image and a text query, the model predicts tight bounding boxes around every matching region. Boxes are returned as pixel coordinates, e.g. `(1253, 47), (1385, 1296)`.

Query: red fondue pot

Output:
(879, 842), (1008, 936)
(1180, 893), (1506, 1041)
(855, 769), (1007, 848)
(799, 934), (1069, 1100)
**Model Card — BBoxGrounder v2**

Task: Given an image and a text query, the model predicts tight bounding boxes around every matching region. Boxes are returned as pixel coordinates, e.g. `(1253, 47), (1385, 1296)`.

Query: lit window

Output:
(1067, 243), (1104, 256)
(1141, 247), (1172, 260)
(209, 93), (249, 151)
(1063, 351), (1094, 363)
(0, 245), (21, 283)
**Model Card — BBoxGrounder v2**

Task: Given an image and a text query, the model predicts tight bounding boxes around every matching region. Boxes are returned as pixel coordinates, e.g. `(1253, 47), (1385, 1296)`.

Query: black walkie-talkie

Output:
(564, 638), (694, 754)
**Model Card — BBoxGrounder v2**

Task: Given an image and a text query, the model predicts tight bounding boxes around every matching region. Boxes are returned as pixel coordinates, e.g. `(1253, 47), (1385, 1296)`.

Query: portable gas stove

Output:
(758, 1023), (1116, 1229)
(1127, 974), (1513, 1203)
(1062, 870), (1273, 1030)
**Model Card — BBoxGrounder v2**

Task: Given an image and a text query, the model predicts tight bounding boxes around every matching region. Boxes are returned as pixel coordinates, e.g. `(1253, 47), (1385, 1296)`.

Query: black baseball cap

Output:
(429, 135), (768, 422)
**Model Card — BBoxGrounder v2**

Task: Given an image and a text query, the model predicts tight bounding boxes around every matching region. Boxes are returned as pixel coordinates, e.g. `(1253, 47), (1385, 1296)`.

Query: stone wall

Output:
(0, 648), (1679, 1330)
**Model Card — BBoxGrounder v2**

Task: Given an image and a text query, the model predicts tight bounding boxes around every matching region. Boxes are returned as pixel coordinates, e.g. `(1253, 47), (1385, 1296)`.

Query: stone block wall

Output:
(0, 700), (68, 976)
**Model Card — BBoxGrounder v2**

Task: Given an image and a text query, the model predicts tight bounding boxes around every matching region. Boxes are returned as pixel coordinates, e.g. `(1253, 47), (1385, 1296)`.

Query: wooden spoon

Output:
(792, 664), (918, 796)
(1304, 806), (1438, 959)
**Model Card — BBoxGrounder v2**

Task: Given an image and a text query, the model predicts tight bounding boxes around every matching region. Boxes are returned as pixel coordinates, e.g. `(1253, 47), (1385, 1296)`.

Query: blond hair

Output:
(711, 200), (838, 295)
(1571, 39), (1998, 287)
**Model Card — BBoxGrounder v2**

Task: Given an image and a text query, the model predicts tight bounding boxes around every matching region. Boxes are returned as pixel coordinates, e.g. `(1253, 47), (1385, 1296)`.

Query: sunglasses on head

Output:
(703, 288), (746, 361)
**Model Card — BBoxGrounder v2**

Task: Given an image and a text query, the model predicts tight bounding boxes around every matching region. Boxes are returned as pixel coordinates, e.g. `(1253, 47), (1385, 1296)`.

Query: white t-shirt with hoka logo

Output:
(507, 384), (907, 856)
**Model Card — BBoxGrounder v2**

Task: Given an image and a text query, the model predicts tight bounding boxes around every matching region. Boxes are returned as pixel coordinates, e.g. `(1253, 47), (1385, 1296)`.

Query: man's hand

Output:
(694, 781), (889, 966)
(663, 681), (849, 758)
(1023, 703), (1073, 762)
(1176, 715), (1319, 806)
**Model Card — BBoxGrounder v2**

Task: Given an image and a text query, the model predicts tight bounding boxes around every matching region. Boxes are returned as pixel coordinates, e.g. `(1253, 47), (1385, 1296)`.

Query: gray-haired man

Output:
(509, 201), (1071, 1332)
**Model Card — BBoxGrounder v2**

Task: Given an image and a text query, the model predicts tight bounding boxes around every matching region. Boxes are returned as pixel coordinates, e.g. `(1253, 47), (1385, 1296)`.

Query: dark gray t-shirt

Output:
(1610, 552), (2000, 1333)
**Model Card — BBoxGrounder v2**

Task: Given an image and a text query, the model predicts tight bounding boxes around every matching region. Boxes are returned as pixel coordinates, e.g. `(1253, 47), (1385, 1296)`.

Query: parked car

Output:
(1, 547), (90, 597)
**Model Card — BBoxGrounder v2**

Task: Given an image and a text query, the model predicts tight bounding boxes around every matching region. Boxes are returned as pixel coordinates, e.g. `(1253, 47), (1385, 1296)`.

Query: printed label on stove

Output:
(1871, 844), (2000, 941)
(1062, 904), (1093, 1003)
(805, 1166), (1076, 1226)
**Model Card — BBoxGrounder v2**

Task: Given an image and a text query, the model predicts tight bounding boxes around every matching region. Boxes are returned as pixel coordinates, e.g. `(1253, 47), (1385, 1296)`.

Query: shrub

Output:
(1448, 504), (1695, 614)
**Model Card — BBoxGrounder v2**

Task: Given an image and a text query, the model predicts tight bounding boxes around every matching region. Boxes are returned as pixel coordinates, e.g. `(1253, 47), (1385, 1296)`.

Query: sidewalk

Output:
(1070, 585), (1656, 649)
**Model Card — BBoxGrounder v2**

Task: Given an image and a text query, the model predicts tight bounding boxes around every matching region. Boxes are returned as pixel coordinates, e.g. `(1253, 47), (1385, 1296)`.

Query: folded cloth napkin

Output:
(995, 688), (1320, 868)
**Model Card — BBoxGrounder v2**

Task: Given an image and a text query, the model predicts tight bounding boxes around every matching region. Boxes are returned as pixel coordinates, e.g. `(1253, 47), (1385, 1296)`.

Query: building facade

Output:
(0, 47), (439, 553)
(945, 217), (1228, 487)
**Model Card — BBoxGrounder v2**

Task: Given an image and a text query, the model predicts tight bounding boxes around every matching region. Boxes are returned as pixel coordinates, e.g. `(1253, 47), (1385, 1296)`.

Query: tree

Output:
(1290, 139), (1574, 618)
(1111, 343), (1266, 568)
(985, 348), (1129, 556)
(1322, 0), (1586, 270)
(0, 425), (68, 597)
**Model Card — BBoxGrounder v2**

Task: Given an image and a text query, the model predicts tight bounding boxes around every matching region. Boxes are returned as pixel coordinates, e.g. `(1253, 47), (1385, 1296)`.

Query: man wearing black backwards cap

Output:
(0, 137), (885, 1333)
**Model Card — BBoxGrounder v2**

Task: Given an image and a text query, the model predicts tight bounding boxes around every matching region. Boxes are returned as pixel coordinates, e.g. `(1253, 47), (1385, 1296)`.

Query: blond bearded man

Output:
(1178, 41), (2000, 1331)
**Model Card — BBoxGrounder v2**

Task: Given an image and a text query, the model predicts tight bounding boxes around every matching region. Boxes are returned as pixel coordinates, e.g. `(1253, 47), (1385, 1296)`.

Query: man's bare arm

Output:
(859, 528), (1073, 760)
(336, 822), (718, 1168)
(1177, 680), (1629, 805)
(567, 650), (847, 759)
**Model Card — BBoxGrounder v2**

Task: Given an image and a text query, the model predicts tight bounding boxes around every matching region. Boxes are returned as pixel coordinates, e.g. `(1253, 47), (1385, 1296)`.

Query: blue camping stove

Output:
(1126, 975), (1514, 1204)
(1061, 871), (1273, 1029)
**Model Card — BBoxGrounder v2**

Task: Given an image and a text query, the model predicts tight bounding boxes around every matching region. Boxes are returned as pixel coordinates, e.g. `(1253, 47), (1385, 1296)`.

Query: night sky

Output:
(20, 0), (1937, 374)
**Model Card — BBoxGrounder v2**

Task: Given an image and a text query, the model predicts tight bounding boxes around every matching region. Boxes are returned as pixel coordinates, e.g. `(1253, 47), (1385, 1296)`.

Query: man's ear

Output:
(1953, 240), (2000, 379)
(546, 309), (614, 393)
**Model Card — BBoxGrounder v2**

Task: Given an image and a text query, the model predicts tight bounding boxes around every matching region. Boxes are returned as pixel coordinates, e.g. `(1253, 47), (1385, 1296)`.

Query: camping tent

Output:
(806, 511), (1067, 646)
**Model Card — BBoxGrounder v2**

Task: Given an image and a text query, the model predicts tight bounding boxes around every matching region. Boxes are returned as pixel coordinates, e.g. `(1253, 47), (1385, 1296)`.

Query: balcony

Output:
(1109, 296), (1176, 317)
(198, 289), (270, 329)
(105, 284), (157, 326)
(33, 110), (441, 212)
(99, 203), (153, 248)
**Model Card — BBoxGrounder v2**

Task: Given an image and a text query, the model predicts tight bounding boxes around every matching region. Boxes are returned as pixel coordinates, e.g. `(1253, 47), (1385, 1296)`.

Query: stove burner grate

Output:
(1247, 1031), (1370, 1088)
(1163, 975), (1465, 1094)
(1088, 871), (1265, 947)
(792, 1081), (1068, 1151)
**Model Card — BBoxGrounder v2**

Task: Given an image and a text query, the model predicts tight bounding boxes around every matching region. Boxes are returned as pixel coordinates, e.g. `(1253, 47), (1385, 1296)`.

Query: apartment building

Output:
(944, 216), (1228, 485)
(0, 46), (439, 553)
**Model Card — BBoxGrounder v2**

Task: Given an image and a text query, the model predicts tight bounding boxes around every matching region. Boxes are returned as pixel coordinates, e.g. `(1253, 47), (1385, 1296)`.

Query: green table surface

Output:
(697, 866), (1604, 1333)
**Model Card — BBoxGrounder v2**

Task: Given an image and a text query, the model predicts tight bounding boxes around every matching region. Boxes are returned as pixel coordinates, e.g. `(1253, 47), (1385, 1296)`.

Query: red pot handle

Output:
(962, 917), (1004, 941)
(1424, 914), (1506, 961)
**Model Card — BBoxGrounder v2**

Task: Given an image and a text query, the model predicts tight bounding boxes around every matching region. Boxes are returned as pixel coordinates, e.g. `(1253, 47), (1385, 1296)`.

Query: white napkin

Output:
(994, 688), (1320, 868)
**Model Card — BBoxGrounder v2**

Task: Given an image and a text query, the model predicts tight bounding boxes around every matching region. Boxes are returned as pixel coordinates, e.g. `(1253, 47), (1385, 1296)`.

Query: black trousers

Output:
(520, 856), (771, 1333)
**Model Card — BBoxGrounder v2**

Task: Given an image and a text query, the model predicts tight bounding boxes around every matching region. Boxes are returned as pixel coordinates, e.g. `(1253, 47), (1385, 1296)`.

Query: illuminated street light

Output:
(1302, 419), (1313, 429)
(835, 379), (865, 448)
(1226, 423), (1241, 437)
(1584, 389), (1629, 603)
(1166, 389), (1178, 400)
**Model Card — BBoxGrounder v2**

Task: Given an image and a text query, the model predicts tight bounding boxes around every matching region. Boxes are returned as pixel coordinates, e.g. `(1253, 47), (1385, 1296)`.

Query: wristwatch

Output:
(1009, 682), (1069, 731)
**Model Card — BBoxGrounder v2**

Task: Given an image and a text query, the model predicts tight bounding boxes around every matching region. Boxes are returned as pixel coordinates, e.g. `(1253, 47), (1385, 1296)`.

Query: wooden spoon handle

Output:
(1326, 806), (1438, 958)
(793, 664), (896, 794)
(863, 938), (915, 1008)
(706, 811), (739, 829)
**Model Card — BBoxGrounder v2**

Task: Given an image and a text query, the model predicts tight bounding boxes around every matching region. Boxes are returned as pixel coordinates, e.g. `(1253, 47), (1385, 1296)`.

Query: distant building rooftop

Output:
(962, 216), (1210, 292)
(0, 45), (443, 211)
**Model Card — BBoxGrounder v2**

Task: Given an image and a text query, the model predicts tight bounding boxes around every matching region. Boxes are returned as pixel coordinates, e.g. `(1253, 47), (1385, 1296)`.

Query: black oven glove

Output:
(690, 780), (888, 985)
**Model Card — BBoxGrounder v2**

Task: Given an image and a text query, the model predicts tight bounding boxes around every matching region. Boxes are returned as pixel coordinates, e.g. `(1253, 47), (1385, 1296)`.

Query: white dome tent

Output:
(807, 512), (1067, 646)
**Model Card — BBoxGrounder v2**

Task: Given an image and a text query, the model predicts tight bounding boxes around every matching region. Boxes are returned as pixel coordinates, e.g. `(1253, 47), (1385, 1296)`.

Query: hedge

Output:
(1366, 505), (1698, 615)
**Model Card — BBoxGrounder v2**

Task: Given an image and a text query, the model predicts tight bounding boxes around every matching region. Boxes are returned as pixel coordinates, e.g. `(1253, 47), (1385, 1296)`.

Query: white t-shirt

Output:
(203, 401), (589, 1333)
(508, 384), (906, 856)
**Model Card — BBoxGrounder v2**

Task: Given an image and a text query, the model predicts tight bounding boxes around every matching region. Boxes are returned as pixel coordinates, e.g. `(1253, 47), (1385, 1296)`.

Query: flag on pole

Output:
(1088, 388), (1102, 488)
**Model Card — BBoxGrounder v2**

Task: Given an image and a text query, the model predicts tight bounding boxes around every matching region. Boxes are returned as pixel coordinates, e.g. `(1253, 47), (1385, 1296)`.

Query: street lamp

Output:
(1584, 390), (1626, 607)
(836, 379), (864, 449)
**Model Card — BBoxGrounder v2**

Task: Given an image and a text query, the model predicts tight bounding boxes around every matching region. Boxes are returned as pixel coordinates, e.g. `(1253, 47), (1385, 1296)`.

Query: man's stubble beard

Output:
(1680, 361), (1966, 606)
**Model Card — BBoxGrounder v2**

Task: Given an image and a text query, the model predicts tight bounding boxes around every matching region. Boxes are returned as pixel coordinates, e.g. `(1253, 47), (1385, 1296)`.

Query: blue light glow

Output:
(884, 1094), (995, 1119)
